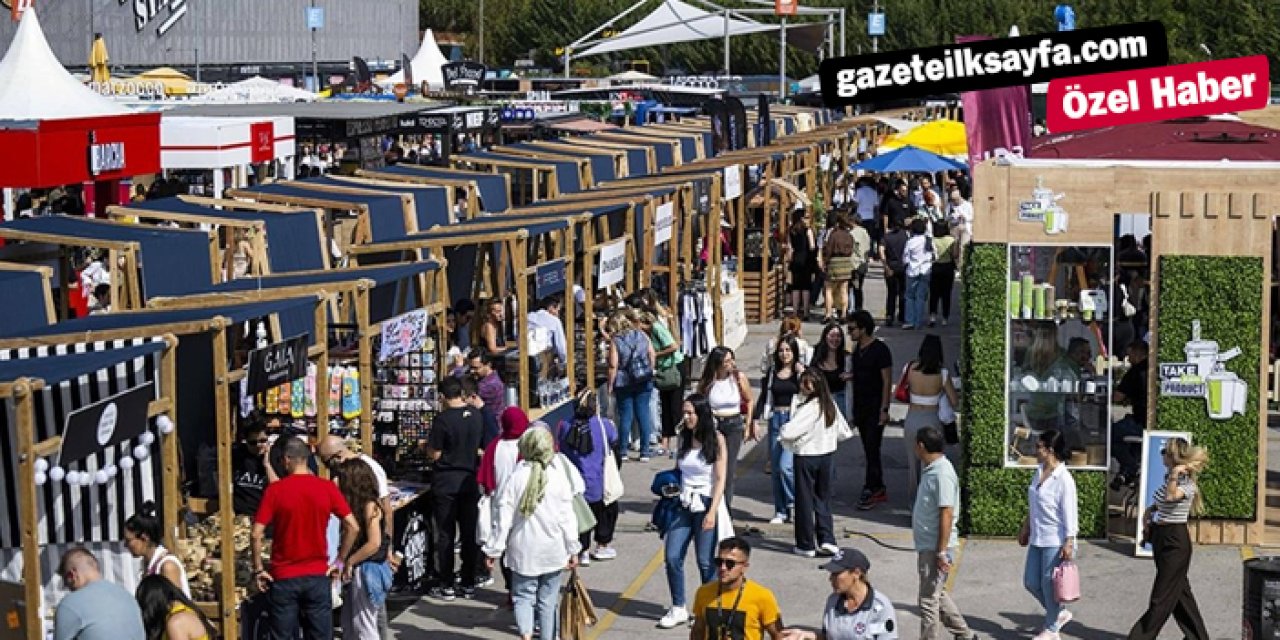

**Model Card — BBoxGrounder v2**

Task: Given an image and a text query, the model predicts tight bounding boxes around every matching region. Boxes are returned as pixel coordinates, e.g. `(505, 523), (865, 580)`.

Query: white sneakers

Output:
(658, 606), (689, 628)
(819, 543), (841, 556)
(1032, 610), (1072, 639)
(793, 547), (816, 558)
(769, 514), (787, 525)
(1056, 609), (1072, 631)
(578, 552), (591, 567)
(592, 546), (618, 560)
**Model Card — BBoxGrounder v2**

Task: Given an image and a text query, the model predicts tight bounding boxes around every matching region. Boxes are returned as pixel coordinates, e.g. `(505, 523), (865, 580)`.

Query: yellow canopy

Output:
(132, 66), (196, 96)
(879, 119), (967, 156)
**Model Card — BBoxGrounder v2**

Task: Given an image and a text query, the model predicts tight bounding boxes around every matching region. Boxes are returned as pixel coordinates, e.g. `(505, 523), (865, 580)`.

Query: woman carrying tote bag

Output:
(1018, 430), (1078, 640)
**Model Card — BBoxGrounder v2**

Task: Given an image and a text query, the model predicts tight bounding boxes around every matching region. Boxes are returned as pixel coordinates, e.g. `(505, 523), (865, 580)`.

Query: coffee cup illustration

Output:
(1206, 369), (1247, 420)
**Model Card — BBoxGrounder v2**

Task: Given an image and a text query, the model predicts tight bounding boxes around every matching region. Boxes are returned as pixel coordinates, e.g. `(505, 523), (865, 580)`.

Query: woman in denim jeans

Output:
(606, 311), (657, 461)
(657, 394), (727, 629)
(1018, 430), (1078, 640)
(752, 336), (804, 525)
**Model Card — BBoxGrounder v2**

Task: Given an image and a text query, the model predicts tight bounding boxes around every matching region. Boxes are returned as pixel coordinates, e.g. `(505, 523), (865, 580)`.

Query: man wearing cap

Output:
(781, 548), (899, 640)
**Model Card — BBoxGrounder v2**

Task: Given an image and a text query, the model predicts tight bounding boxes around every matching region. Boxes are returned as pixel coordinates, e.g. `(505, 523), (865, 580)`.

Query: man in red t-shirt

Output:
(251, 436), (358, 640)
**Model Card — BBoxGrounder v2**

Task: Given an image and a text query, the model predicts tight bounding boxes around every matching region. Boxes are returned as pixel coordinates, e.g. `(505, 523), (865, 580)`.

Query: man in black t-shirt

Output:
(879, 219), (909, 326)
(426, 376), (485, 601)
(879, 181), (913, 233)
(232, 422), (278, 516)
(847, 312), (895, 510)
(1111, 340), (1149, 488)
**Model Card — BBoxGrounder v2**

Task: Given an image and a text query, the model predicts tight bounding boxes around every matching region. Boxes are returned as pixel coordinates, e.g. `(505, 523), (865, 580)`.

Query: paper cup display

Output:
(1009, 280), (1021, 318)
(1021, 274), (1035, 319)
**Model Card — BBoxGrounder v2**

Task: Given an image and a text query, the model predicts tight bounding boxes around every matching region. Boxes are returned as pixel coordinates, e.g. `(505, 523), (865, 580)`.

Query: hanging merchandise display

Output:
(373, 333), (442, 473)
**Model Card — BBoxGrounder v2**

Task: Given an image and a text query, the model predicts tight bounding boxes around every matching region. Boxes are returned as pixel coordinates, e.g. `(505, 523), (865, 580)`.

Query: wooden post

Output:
(515, 233), (531, 411)
(314, 298), (332, 449)
(14, 382), (42, 639)
(562, 226), (577, 396)
(160, 336), (181, 553)
(210, 320), (238, 640)
(356, 285), (374, 452)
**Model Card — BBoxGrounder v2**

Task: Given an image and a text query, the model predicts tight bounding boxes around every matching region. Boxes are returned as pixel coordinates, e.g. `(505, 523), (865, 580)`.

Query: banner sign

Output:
(723, 165), (743, 200)
(1155, 320), (1247, 419)
(89, 141), (126, 175)
(654, 202), (675, 245)
(379, 310), (431, 363)
(443, 62), (487, 89)
(535, 258), (567, 299)
(247, 334), (308, 395)
(597, 239), (627, 289)
(59, 383), (152, 466)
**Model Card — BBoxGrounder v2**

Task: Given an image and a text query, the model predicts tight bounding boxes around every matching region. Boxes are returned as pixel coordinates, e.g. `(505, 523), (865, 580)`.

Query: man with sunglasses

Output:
(232, 421), (279, 516)
(690, 537), (783, 640)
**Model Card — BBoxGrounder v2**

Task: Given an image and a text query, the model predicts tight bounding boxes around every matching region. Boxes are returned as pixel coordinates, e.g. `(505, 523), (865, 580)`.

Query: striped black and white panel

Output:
(0, 338), (165, 612)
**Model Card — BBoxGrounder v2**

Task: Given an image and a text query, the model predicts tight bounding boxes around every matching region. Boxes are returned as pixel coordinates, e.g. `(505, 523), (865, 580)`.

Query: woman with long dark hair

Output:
(901, 334), (958, 505)
(125, 501), (190, 598)
(135, 575), (215, 640)
(338, 458), (391, 639)
(1128, 438), (1210, 640)
(809, 323), (851, 420)
(696, 346), (754, 512)
(1019, 430), (1079, 639)
(787, 208), (818, 319)
(556, 389), (620, 564)
(658, 394), (728, 629)
(752, 336), (804, 525)
(780, 369), (852, 557)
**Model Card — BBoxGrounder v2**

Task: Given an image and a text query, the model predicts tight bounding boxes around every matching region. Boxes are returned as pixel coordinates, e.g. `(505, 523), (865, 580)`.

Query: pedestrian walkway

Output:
(388, 264), (1252, 639)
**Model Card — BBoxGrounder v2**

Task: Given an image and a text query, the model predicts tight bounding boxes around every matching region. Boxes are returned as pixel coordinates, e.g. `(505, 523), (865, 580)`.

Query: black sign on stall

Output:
(443, 61), (487, 89)
(246, 334), (309, 395)
(59, 383), (153, 466)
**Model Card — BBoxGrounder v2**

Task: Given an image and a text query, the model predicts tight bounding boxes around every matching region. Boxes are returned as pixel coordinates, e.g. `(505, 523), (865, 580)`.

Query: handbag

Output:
(654, 363), (682, 391)
(894, 363), (911, 403)
(938, 369), (959, 445)
(562, 460), (597, 535)
(599, 410), (625, 505)
(559, 569), (598, 640)
(1053, 560), (1081, 603)
(476, 494), (494, 544)
(736, 372), (750, 415)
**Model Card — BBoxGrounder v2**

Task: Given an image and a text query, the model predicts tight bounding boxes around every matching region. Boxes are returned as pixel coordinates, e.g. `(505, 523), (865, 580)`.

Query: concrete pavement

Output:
(388, 264), (1257, 639)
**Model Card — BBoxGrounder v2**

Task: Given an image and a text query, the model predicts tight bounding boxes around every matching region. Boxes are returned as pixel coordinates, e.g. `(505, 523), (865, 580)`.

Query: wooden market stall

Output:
(550, 135), (661, 175)
(965, 156), (1276, 547)
(450, 150), (584, 204)
(0, 215), (218, 314)
(513, 140), (634, 178)
(0, 261), (55, 334)
(0, 295), (330, 638)
(497, 142), (624, 183)
(0, 340), (178, 640)
(228, 183), (421, 259)
(356, 164), (512, 214)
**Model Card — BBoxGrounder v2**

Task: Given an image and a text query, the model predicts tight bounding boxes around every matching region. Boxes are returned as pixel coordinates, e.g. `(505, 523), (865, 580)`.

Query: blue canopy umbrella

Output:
(853, 145), (967, 173)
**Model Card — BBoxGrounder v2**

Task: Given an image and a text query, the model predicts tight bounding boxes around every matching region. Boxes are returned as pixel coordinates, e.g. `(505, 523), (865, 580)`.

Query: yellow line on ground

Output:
(1242, 545), (1256, 561)
(586, 549), (665, 640)
(943, 538), (967, 592)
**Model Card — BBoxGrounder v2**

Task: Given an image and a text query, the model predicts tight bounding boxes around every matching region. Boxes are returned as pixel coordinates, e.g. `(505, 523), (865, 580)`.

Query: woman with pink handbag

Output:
(1018, 430), (1079, 639)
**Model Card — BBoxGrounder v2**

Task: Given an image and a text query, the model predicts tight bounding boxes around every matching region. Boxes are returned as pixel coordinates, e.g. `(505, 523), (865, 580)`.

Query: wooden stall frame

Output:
(491, 147), (596, 191)
(357, 163), (512, 216)
(0, 261), (56, 325)
(105, 205), (271, 280)
(555, 137), (660, 175)
(0, 227), (145, 314)
(518, 140), (630, 179)
(1, 335), (179, 640)
(226, 188), (384, 257)
(591, 132), (685, 167)
(322, 175), (463, 223)
(449, 153), (560, 203)
(0, 294), (331, 638)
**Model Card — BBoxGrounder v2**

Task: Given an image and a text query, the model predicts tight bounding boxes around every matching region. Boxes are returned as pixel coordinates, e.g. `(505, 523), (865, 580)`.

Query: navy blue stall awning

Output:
(0, 341), (167, 387)
(595, 135), (674, 170)
(458, 151), (582, 194)
(209, 262), (438, 292)
(0, 215), (213, 300)
(302, 177), (452, 231)
(506, 143), (616, 183)
(370, 166), (509, 213)
(237, 184), (409, 242)
(123, 198), (326, 273)
(410, 218), (569, 242)
(0, 296), (319, 346)
(0, 269), (50, 335)
(612, 130), (698, 164)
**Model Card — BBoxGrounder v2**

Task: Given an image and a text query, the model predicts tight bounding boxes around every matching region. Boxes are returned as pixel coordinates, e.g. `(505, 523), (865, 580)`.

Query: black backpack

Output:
(561, 418), (594, 456)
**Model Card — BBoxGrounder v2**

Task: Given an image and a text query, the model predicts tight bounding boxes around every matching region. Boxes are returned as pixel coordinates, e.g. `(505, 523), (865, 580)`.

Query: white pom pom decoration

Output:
(34, 471), (47, 486)
(156, 415), (175, 435)
(133, 445), (150, 461)
(106, 465), (118, 477)
(64, 471), (80, 486)
(79, 472), (94, 486)
(119, 456), (135, 470)
(34, 458), (48, 473)
(49, 466), (65, 483)
(139, 432), (156, 446)
(94, 470), (109, 485)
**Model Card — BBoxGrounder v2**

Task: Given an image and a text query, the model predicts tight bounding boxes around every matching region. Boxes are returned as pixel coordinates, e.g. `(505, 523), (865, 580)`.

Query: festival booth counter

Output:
(0, 261), (55, 335)
(0, 10), (161, 217)
(0, 215), (218, 314)
(349, 215), (587, 421)
(107, 196), (330, 277)
(159, 116), (297, 196)
(396, 105), (503, 161)
(0, 295), (330, 638)
(0, 339), (179, 640)
(965, 157), (1276, 548)
(450, 150), (586, 204)
(357, 164), (511, 214)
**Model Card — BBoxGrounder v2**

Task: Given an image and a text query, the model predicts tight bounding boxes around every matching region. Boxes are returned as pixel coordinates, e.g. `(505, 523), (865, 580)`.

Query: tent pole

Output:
(840, 8), (846, 57)
(779, 17), (786, 100)
(723, 9), (730, 75)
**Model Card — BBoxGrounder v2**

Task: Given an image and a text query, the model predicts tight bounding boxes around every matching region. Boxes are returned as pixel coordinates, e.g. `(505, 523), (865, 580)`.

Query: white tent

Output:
(194, 76), (317, 104)
(382, 29), (449, 90)
(0, 9), (130, 120)
(606, 69), (659, 83)
(576, 0), (777, 59)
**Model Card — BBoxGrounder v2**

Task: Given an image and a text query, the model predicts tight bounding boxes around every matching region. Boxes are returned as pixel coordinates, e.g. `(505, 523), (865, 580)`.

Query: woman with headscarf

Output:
(478, 407), (532, 595)
(483, 427), (581, 640)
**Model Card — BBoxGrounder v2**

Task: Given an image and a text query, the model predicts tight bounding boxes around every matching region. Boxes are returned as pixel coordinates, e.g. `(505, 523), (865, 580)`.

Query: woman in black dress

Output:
(787, 209), (818, 320)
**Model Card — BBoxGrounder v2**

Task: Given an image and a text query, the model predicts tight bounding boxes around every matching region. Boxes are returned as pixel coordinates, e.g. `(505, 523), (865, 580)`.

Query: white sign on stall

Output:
(654, 202), (674, 245)
(597, 239), (627, 289)
(723, 165), (742, 200)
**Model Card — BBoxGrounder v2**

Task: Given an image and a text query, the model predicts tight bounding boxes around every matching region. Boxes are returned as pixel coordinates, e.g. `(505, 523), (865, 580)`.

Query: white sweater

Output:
(778, 397), (853, 456)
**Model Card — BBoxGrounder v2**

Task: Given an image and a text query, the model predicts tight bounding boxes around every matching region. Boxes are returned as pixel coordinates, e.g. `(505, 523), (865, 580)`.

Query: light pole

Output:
(478, 0), (485, 65)
(310, 0), (319, 91)
(871, 0), (880, 53)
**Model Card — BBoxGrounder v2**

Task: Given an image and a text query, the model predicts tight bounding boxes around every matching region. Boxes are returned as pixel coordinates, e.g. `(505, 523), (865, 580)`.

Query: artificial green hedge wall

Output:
(1155, 255), (1264, 520)
(960, 243), (1106, 537)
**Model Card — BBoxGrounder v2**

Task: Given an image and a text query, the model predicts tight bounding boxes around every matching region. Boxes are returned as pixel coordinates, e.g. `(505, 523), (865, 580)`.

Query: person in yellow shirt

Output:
(690, 537), (784, 640)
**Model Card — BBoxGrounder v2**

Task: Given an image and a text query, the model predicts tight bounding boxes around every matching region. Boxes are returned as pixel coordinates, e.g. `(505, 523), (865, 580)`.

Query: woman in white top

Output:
(780, 369), (853, 558)
(901, 218), (935, 330)
(901, 335), (958, 505)
(124, 501), (192, 598)
(696, 346), (755, 513)
(483, 427), (581, 640)
(1018, 430), (1078, 640)
(658, 394), (729, 630)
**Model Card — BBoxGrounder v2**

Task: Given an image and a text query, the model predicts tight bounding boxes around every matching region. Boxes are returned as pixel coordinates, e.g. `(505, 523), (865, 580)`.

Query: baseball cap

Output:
(819, 548), (870, 573)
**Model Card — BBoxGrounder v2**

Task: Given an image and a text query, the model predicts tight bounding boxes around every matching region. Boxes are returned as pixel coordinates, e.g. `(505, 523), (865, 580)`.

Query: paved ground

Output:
(389, 264), (1263, 639)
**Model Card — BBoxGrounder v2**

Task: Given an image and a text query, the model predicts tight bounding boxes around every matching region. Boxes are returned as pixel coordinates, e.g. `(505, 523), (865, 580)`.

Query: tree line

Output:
(419, 0), (1279, 81)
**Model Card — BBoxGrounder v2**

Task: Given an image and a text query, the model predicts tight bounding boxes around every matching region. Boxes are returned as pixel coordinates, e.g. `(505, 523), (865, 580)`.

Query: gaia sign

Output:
(246, 334), (308, 395)
(1157, 320), (1246, 420)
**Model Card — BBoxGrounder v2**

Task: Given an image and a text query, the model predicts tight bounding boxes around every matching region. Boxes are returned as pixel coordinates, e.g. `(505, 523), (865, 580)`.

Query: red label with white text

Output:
(1046, 56), (1270, 133)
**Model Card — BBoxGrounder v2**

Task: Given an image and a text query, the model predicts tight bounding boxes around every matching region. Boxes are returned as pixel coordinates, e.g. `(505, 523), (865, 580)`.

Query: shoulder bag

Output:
(894, 363), (911, 403)
(597, 404), (625, 504)
(561, 457), (597, 535)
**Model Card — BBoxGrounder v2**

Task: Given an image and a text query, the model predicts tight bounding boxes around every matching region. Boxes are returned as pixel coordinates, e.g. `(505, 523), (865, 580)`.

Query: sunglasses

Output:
(250, 438), (269, 445)
(713, 558), (742, 570)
